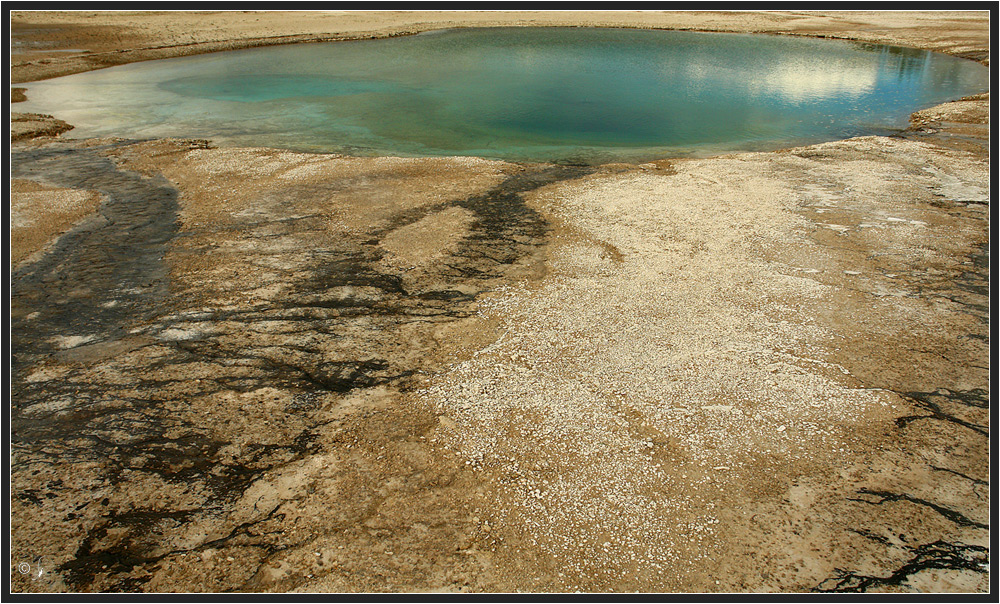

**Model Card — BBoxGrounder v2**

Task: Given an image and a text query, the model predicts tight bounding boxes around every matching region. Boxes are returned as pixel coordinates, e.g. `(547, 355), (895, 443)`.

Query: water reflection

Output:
(19, 28), (987, 163)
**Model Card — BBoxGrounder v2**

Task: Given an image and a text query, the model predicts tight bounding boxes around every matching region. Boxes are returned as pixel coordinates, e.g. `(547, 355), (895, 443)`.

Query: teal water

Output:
(20, 28), (989, 163)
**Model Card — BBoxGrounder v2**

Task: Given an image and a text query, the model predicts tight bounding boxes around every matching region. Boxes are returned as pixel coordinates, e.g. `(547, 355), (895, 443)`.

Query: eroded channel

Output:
(10, 138), (591, 591)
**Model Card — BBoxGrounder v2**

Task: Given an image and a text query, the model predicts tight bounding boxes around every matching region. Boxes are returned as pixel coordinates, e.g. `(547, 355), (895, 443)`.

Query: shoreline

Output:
(10, 10), (990, 86)
(10, 11), (990, 164)
(9, 10), (991, 594)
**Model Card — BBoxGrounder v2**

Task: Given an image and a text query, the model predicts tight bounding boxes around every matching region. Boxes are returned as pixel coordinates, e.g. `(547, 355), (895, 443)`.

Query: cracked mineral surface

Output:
(8, 10), (990, 594)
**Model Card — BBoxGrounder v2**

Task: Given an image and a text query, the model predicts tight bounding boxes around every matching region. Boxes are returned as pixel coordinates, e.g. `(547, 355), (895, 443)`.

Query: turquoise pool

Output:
(19, 27), (989, 163)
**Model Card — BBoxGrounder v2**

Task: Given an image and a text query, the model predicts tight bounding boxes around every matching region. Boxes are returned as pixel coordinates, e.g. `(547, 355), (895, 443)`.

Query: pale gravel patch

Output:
(183, 147), (316, 179)
(910, 99), (989, 124)
(10, 181), (107, 268)
(418, 149), (896, 585)
(156, 324), (220, 342)
(10, 189), (98, 228)
(48, 334), (98, 349)
(21, 396), (77, 417)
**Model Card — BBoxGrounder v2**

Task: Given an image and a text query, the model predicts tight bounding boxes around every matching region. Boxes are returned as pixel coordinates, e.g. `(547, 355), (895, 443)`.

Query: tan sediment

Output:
(10, 112), (74, 142)
(10, 178), (105, 268)
(420, 136), (989, 591)
(117, 144), (513, 309)
(8, 10), (991, 595)
(9, 10), (989, 85)
(910, 93), (991, 128)
(378, 206), (478, 273)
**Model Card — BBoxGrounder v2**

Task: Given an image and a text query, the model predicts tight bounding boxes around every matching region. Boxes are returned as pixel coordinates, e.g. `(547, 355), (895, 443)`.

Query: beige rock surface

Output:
(10, 112), (74, 142)
(9, 178), (103, 268)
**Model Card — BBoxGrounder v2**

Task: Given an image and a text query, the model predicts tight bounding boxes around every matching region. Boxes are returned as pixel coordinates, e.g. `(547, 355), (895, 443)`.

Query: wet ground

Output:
(10, 131), (989, 593)
(10, 138), (593, 591)
(7, 87), (990, 594)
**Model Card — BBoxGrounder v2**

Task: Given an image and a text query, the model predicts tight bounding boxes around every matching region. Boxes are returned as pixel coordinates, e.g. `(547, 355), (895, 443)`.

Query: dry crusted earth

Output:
(9, 105), (990, 592)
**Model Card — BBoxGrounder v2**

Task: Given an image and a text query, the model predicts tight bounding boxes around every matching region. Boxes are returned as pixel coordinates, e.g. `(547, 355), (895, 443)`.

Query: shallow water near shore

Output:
(19, 27), (989, 163)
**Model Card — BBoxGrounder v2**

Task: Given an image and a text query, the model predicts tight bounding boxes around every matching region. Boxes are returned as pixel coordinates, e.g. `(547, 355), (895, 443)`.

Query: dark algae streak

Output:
(9, 139), (592, 590)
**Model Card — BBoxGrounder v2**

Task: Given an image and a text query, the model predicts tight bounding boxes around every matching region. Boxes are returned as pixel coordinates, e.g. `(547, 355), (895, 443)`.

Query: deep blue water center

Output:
(22, 27), (989, 163)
